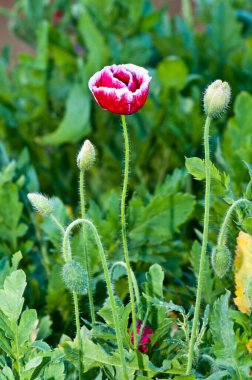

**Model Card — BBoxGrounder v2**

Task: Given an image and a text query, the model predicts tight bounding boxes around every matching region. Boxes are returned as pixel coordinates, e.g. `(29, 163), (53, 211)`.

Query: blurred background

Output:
(1, 0), (252, 341)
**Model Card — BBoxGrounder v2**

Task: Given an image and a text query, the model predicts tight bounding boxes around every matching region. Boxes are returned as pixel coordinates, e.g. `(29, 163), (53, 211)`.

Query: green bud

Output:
(77, 140), (96, 171)
(211, 246), (232, 278)
(62, 260), (87, 295)
(204, 80), (231, 118)
(27, 193), (53, 216)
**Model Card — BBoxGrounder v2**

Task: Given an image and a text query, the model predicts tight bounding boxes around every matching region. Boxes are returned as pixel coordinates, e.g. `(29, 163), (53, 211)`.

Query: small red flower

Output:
(130, 320), (154, 353)
(88, 64), (151, 115)
(53, 9), (63, 24)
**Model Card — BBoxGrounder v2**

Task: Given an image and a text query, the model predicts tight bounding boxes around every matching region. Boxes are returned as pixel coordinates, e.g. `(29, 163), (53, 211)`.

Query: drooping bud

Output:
(62, 260), (87, 295)
(27, 193), (53, 216)
(77, 140), (96, 171)
(204, 80), (231, 118)
(211, 246), (232, 278)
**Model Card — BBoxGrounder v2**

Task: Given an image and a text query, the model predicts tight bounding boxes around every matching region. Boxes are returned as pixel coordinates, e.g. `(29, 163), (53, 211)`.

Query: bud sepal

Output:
(77, 140), (96, 171)
(211, 246), (232, 279)
(63, 260), (87, 295)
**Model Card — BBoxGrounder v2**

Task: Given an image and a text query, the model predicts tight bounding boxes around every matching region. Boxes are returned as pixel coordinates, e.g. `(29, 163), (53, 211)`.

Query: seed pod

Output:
(27, 193), (53, 216)
(204, 80), (231, 118)
(211, 246), (232, 278)
(77, 140), (96, 171)
(62, 260), (87, 295)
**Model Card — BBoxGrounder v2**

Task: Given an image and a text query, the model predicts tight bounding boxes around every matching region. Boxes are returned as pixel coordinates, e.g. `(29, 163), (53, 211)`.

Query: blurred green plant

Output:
(0, 0), (252, 378)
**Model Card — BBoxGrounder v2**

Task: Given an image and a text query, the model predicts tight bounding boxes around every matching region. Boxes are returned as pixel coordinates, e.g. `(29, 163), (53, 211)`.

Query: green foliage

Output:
(1, 0), (252, 378)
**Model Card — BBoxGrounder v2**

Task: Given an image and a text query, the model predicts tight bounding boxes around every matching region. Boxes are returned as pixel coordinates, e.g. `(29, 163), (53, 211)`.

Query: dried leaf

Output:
(234, 231), (252, 315)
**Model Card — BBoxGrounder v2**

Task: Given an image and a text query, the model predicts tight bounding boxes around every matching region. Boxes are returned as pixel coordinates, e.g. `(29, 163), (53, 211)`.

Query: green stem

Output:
(79, 170), (96, 324)
(63, 219), (128, 380)
(73, 291), (83, 380)
(50, 214), (82, 379)
(111, 261), (141, 315)
(50, 214), (70, 261)
(186, 116), (212, 375)
(218, 198), (252, 247)
(120, 114), (137, 349)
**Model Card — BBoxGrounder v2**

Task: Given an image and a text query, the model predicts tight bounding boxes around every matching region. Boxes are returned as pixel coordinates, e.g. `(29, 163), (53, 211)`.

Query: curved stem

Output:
(73, 291), (83, 380)
(63, 219), (128, 380)
(50, 214), (71, 261)
(121, 115), (137, 349)
(186, 116), (212, 374)
(111, 261), (141, 313)
(79, 170), (96, 324)
(218, 198), (252, 247)
(50, 214), (82, 380)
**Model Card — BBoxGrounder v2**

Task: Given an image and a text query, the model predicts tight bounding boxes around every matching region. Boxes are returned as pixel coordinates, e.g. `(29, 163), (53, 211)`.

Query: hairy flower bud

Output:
(211, 246), (232, 278)
(77, 140), (96, 171)
(204, 80), (231, 118)
(27, 193), (53, 216)
(62, 260), (87, 295)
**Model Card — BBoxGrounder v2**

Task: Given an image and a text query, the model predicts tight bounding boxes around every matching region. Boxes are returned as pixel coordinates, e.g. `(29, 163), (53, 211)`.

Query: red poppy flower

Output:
(130, 320), (154, 353)
(88, 64), (151, 115)
(53, 9), (63, 24)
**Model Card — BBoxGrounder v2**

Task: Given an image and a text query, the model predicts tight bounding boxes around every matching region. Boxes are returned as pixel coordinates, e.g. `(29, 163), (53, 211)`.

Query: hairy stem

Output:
(186, 116), (212, 374)
(121, 114), (137, 349)
(79, 170), (95, 324)
(111, 261), (141, 313)
(63, 219), (128, 380)
(218, 198), (252, 247)
(50, 214), (83, 380)
(73, 291), (83, 380)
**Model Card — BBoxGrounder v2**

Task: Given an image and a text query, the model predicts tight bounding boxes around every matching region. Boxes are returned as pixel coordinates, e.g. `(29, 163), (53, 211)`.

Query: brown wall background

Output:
(0, 0), (183, 61)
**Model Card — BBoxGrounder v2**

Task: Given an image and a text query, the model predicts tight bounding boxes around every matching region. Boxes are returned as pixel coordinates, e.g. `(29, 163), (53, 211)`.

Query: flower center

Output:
(113, 71), (130, 86)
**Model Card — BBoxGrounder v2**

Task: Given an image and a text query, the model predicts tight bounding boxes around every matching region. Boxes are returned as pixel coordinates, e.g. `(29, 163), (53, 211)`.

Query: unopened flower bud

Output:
(211, 246), (232, 278)
(204, 80), (231, 118)
(27, 193), (53, 216)
(77, 140), (96, 171)
(62, 260), (87, 295)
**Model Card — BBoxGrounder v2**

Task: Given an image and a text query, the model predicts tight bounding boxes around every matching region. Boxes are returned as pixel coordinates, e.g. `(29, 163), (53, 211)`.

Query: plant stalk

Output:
(63, 219), (128, 380)
(186, 116), (212, 374)
(51, 214), (83, 380)
(73, 291), (83, 380)
(218, 198), (252, 247)
(121, 114), (137, 349)
(79, 170), (96, 324)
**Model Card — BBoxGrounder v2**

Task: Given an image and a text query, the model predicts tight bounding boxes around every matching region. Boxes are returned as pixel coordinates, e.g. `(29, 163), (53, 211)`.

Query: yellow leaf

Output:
(234, 231), (252, 315)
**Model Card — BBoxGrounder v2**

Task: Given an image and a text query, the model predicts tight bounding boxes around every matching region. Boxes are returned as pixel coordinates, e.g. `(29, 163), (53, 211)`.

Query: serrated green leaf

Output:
(210, 291), (236, 359)
(44, 361), (65, 380)
(18, 309), (37, 346)
(0, 270), (26, 322)
(24, 356), (43, 371)
(185, 157), (230, 191)
(129, 192), (195, 246)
